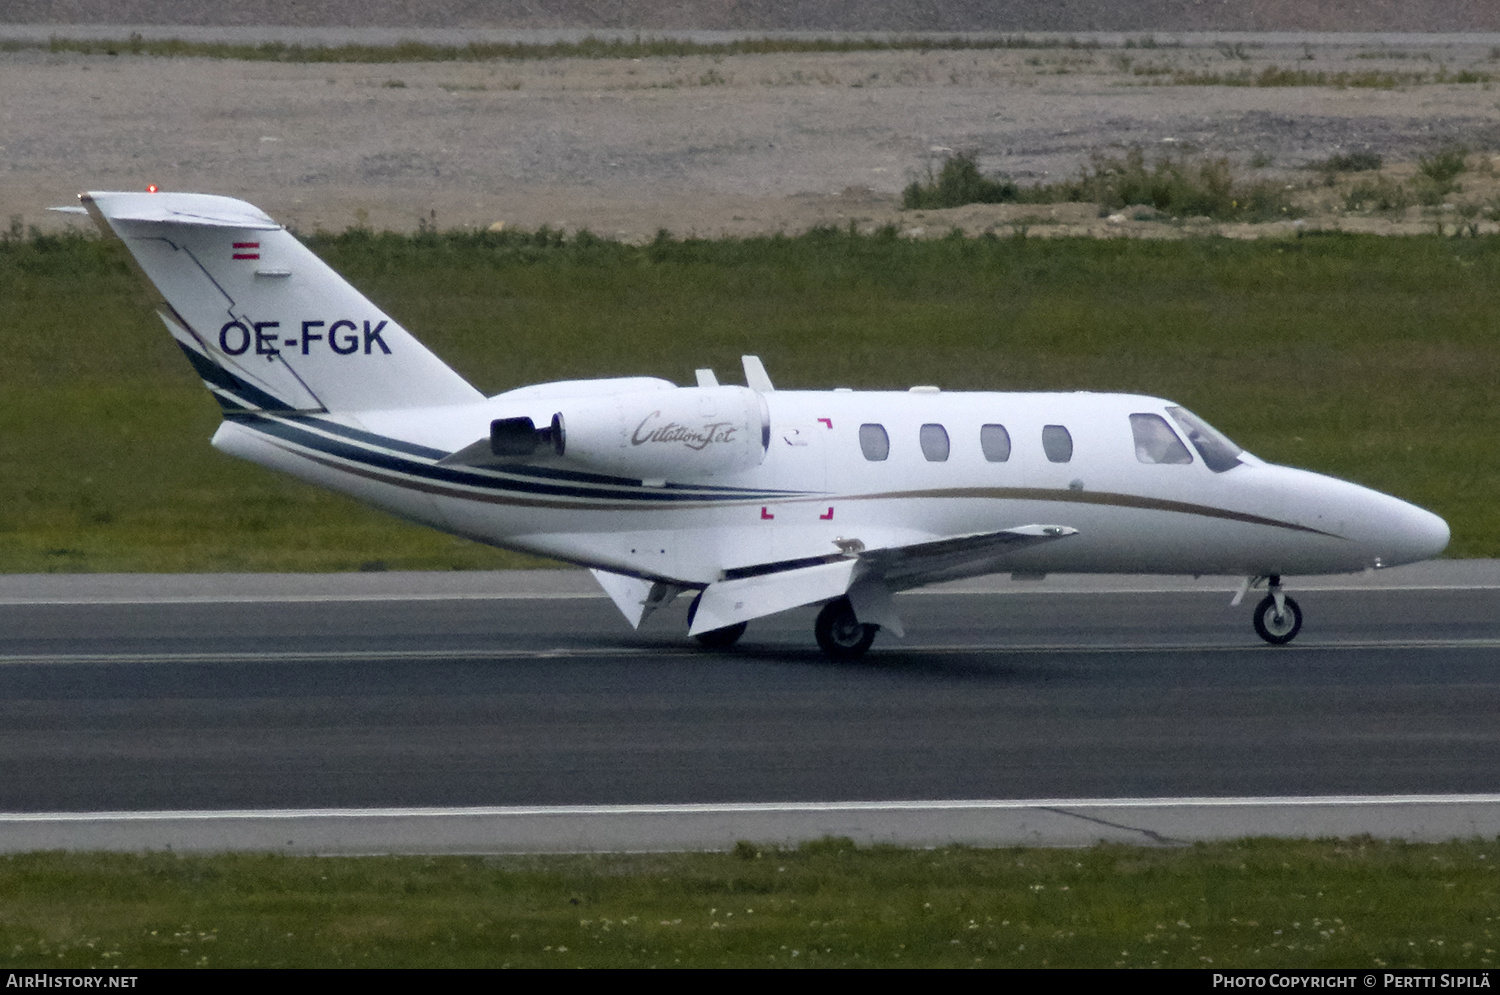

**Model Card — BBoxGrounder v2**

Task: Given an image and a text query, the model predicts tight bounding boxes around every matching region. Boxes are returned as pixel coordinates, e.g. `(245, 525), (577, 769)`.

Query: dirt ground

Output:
(4, 36), (1500, 240)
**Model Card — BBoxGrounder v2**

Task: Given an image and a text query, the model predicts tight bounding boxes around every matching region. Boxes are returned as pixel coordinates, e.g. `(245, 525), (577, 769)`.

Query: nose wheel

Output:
(1252, 588), (1302, 645)
(1237, 574), (1304, 645)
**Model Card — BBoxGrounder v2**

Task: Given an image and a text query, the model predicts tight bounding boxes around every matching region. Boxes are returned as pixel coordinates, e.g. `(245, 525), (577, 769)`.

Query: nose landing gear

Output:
(1245, 575), (1303, 645)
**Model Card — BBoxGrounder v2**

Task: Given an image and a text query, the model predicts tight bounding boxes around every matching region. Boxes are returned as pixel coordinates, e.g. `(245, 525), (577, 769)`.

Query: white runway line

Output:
(3, 637), (1498, 668)
(1, 795), (1498, 854)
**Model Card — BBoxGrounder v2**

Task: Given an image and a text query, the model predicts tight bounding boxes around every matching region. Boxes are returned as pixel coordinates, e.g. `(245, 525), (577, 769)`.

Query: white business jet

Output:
(72, 190), (1451, 658)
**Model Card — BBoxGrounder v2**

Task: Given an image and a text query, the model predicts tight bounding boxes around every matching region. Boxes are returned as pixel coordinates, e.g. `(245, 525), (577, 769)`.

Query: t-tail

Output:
(82, 191), (482, 413)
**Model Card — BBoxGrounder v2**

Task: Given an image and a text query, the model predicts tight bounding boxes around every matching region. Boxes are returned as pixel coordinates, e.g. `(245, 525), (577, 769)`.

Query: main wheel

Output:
(687, 593), (748, 649)
(694, 621), (747, 648)
(814, 597), (878, 660)
(1253, 593), (1303, 645)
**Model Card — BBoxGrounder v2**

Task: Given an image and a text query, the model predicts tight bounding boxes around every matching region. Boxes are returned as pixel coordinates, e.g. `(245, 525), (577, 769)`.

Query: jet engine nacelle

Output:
(557, 385), (769, 479)
(493, 386), (770, 480)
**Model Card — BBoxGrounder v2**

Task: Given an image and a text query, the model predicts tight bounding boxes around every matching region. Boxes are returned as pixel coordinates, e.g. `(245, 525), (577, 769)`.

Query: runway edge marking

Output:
(5, 637), (1500, 667)
(2, 795), (1499, 854)
(5, 793), (1500, 822)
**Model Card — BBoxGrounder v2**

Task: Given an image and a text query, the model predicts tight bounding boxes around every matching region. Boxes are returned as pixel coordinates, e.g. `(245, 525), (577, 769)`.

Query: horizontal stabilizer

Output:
(690, 558), (857, 635)
(82, 191), (279, 229)
(436, 436), (500, 468)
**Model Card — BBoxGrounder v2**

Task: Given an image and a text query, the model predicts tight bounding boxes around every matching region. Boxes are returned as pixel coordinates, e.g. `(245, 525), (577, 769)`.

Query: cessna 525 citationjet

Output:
(72, 190), (1451, 658)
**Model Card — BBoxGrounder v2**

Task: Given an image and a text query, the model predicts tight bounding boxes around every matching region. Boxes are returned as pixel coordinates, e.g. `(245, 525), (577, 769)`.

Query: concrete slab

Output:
(2, 796), (1497, 854)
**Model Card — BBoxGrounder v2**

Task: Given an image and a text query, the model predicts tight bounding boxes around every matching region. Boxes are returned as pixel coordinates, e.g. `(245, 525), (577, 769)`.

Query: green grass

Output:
(0, 32), (1099, 64)
(0, 838), (1495, 968)
(4, 227), (1500, 571)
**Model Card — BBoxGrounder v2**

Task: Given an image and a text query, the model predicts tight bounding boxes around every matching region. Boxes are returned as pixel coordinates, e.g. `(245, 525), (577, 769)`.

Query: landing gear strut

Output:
(814, 597), (878, 660)
(686, 593), (747, 649)
(1251, 575), (1302, 645)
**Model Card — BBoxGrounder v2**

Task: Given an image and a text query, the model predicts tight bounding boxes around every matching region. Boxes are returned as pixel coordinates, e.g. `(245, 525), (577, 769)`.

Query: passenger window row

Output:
(858, 422), (1049, 463)
(856, 410), (1242, 472)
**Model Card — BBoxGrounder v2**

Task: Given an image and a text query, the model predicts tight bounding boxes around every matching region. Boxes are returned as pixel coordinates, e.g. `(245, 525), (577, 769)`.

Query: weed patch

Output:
(904, 148), (1296, 221)
(1308, 150), (1384, 173)
(1419, 146), (1471, 185)
(902, 153), (1019, 209)
(1157, 66), (1458, 88)
(18, 33), (1102, 64)
(1344, 176), (1412, 213)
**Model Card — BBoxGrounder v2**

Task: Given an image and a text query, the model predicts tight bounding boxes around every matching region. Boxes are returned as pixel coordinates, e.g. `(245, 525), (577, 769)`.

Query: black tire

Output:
(687, 593), (747, 649)
(1253, 593), (1302, 645)
(814, 597), (878, 660)
(694, 621), (747, 649)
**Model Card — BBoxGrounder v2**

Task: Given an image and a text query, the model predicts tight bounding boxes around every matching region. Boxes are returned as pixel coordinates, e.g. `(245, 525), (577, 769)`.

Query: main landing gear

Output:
(814, 597), (879, 660)
(1244, 574), (1303, 645)
(686, 593), (747, 649)
(685, 594), (880, 659)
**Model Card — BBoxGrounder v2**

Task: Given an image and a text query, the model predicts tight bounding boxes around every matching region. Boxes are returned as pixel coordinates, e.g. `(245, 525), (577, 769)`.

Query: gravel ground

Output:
(7, 1), (1500, 32)
(4, 34), (1500, 239)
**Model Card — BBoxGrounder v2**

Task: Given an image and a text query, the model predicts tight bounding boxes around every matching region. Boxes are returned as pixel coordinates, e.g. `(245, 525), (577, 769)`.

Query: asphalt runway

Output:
(2, 570), (1498, 816)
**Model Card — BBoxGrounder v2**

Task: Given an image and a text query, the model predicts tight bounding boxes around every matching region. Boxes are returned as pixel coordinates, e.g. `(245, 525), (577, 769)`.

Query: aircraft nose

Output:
(1371, 494), (1449, 567)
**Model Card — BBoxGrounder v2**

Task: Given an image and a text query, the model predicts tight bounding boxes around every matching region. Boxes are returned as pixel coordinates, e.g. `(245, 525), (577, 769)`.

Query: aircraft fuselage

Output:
(212, 387), (1449, 588)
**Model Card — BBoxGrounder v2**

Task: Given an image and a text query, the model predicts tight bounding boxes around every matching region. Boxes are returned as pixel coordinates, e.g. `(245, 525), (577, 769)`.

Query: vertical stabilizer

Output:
(84, 191), (482, 413)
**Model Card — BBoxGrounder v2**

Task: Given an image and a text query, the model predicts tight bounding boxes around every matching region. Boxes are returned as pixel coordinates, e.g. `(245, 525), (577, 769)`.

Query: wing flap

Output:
(687, 524), (1078, 635)
(690, 558), (857, 635)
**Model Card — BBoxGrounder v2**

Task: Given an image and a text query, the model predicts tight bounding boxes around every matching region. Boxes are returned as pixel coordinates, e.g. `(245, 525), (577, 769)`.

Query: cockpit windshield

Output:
(1165, 406), (1244, 473)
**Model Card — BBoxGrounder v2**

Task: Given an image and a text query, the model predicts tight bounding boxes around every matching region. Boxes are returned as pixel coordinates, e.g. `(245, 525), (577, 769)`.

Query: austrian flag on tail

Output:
(232, 242), (260, 260)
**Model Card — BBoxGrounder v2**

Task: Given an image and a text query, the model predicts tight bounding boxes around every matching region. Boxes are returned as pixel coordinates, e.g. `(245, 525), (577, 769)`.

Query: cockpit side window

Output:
(1042, 425), (1073, 463)
(1130, 413), (1194, 465)
(1166, 406), (1244, 473)
(859, 423), (890, 461)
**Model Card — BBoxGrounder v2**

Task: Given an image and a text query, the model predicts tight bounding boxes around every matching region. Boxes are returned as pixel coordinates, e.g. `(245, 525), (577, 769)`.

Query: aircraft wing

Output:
(686, 523), (1077, 637)
(856, 523), (1077, 581)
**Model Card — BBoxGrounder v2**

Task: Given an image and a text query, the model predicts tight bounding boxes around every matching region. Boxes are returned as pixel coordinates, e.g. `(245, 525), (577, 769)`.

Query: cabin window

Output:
(919, 423), (950, 462)
(1130, 413), (1194, 465)
(1166, 406), (1244, 473)
(1042, 425), (1073, 463)
(980, 423), (1011, 462)
(859, 423), (890, 461)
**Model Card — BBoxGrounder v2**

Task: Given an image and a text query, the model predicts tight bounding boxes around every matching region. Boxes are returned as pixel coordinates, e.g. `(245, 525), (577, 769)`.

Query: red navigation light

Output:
(146, 184), (158, 193)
